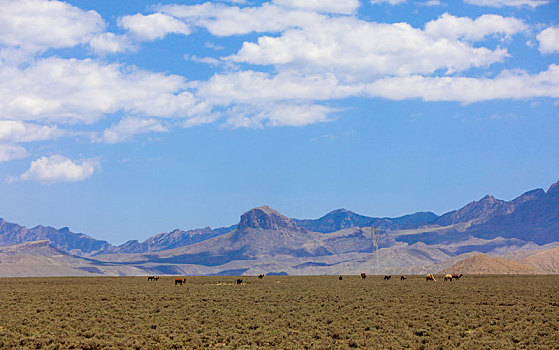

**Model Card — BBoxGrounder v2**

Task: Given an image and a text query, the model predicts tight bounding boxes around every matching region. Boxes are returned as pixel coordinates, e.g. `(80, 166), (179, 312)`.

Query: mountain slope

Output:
(0, 219), (112, 257)
(0, 241), (149, 277)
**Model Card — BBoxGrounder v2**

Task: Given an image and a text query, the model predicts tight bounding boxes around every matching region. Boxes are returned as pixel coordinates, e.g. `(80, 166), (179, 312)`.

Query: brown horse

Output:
(147, 276), (155, 281)
(361, 273), (367, 279)
(174, 278), (185, 285)
(153, 276), (159, 281)
(339, 276), (343, 280)
(444, 274), (453, 281)
(400, 275), (407, 281)
(426, 274), (437, 282)
(383, 275), (391, 281)
(452, 273), (463, 280)
(258, 274), (265, 279)
(236, 279), (243, 285)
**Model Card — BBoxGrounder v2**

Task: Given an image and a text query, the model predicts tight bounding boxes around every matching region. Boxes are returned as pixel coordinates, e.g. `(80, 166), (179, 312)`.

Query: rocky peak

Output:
(238, 206), (302, 231)
(547, 181), (559, 196)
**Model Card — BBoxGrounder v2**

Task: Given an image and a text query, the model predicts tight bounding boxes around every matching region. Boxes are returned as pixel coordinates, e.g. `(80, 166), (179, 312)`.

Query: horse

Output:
(339, 276), (343, 280)
(444, 274), (453, 281)
(147, 276), (155, 281)
(425, 274), (437, 282)
(153, 276), (159, 281)
(236, 279), (243, 285)
(361, 273), (367, 279)
(452, 273), (463, 280)
(174, 278), (185, 285)
(258, 274), (265, 279)
(400, 275), (407, 281)
(383, 275), (391, 281)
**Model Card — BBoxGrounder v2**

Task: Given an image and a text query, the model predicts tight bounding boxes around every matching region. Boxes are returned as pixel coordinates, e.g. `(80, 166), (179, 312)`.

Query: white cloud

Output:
(424, 13), (526, 41)
(100, 117), (168, 143)
(0, 57), (208, 124)
(119, 13), (191, 41)
(272, 0), (360, 14)
(463, 0), (549, 7)
(197, 70), (361, 102)
(0, 121), (62, 142)
(225, 103), (335, 128)
(0, 144), (27, 162)
(159, 2), (323, 36)
(229, 15), (512, 79)
(89, 33), (135, 55)
(18, 155), (99, 183)
(364, 64), (559, 102)
(0, 0), (104, 55)
(370, 0), (407, 4)
(537, 26), (559, 54)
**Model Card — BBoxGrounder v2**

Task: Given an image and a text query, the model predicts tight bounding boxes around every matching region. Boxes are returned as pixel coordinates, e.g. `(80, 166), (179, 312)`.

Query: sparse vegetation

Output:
(0, 275), (557, 349)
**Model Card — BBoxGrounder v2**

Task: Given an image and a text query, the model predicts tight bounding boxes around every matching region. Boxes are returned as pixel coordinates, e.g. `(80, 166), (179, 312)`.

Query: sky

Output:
(0, 0), (558, 245)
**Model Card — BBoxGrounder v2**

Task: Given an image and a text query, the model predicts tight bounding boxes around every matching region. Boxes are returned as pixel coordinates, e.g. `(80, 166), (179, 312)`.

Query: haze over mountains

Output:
(1, 181), (558, 276)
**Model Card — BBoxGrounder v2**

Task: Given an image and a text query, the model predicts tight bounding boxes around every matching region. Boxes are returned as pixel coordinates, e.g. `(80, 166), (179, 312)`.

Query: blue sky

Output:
(0, 0), (557, 244)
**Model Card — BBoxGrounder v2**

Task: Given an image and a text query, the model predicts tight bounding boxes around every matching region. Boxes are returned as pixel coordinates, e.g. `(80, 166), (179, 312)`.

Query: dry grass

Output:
(0, 275), (557, 349)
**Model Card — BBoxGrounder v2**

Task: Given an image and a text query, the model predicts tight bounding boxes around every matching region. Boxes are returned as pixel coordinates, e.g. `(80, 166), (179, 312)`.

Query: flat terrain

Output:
(0, 275), (557, 349)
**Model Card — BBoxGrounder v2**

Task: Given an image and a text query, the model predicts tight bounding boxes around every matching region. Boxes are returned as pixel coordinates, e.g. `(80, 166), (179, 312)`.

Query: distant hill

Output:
(0, 219), (112, 257)
(396, 181), (559, 246)
(440, 247), (559, 274)
(0, 241), (149, 277)
(294, 209), (438, 233)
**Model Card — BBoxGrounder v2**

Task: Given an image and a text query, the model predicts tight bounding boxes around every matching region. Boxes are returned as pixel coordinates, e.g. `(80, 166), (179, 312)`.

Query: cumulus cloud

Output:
(272, 0), (360, 14)
(0, 144), (27, 162)
(537, 26), (559, 54)
(0, 0), (104, 55)
(119, 13), (191, 41)
(0, 57), (208, 124)
(99, 117), (168, 143)
(0, 121), (62, 142)
(159, 2), (323, 36)
(89, 33), (135, 55)
(197, 70), (361, 102)
(424, 13), (526, 41)
(17, 155), (99, 183)
(364, 64), (559, 102)
(463, 0), (549, 7)
(229, 15), (515, 79)
(225, 103), (335, 128)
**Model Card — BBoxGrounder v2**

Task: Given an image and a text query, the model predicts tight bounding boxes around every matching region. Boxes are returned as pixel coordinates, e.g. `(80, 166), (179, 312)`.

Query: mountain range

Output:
(1, 180), (558, 276)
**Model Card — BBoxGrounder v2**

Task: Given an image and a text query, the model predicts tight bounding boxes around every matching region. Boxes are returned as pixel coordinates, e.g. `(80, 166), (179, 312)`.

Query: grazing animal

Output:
(383, 275), (391, 281)
(147, 276), (155, 281)
(452, 273), (463, 280)
(236, 279), (243, 285)
(258, 274), (264, 279)
(153, 276), (159, 281)
(444, 274), (453, 282)
(174, 278), (185, 285)
(425, 274), (437, 282)
(339, 276), (343, 280)
(361, 273), (367, 279)
(400, 275), (407, 281)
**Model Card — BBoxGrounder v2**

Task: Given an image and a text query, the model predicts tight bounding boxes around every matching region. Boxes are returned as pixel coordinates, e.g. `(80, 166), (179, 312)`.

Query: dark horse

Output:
(400, 275), (407, 281)
(236, 279), (243, 285)
(258, 274), (265, 279)
(148, 276), (159, 281)
(339, 276), (343, 280)
(452, 273), (463, 280)
(174, 278), (185, 285)
(361, 273), (367, 279)
(383, 275), (391, 281)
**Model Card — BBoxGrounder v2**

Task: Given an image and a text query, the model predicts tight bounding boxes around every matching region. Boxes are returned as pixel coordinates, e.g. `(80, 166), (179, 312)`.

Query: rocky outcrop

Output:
(0, 219), (112, 257)
(238, 206), (304, 232)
